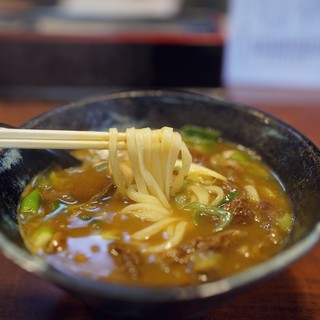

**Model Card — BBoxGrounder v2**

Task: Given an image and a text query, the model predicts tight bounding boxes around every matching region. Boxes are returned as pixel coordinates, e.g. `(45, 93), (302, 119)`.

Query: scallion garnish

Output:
(218, 190), (239, 208)
(183, 202), (233, 232)
(20, 189), (41, 216)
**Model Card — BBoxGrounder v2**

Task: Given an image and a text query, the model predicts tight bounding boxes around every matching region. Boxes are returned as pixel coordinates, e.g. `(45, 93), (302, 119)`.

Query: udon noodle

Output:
(110, 127), (191, 214)
(18, 126), (294, 286)
(108, 127), (228, 252)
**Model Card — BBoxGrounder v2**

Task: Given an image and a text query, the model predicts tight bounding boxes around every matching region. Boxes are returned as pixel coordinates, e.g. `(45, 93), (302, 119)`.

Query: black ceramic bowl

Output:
(0, 90), (319, 319)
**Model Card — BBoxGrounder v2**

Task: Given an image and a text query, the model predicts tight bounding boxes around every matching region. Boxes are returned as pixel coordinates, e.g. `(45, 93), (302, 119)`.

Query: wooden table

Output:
(0, 98), (319, 320)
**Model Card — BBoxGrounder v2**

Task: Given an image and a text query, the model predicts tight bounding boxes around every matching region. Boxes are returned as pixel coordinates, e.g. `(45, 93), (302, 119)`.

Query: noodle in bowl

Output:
(0, 90), (319, 319)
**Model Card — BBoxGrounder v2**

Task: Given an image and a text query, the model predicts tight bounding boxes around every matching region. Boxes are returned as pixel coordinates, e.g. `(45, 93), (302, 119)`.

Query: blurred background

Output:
(0, 0), (319, 103)
(1, 3), (320, 320)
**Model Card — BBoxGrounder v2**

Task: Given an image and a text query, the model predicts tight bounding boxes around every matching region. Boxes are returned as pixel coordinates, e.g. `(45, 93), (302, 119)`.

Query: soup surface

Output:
(18, 127), (294, 286)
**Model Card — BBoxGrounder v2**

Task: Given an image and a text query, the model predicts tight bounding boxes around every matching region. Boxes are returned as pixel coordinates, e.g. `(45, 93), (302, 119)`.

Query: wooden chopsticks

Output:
(0, 127), (127, 150)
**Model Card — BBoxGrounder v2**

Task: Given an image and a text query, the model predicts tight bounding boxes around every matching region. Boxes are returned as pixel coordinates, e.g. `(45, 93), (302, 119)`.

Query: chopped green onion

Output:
(184, 202), (231, 217)
(181, 125), (220, 141)
(218, 190), (239, 207)
(20, 189), (41, 215)
(229, 150), (250, 164)
(194, 210), (201, 225)
(180, 125), (220, 149)
(49, 200), (62, 211)
(213, 213), (233, 233)
(183, 202), (233, 232)
(174, 181), (191, 208)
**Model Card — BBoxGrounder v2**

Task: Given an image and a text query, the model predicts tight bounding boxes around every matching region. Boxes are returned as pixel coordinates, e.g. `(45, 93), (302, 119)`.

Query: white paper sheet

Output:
(223, 0), (320, 90)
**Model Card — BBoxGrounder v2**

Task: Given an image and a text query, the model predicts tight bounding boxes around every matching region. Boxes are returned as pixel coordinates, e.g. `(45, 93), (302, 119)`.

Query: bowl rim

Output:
(20, 88), (320, 147)
(0, 88), (319, 303)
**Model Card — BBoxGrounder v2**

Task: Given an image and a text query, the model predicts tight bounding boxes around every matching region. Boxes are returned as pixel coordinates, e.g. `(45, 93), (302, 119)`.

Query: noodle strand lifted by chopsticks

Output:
(107, 126), (225, 252)
(109, 127), (192, 219)
(108, 128), (126, 195)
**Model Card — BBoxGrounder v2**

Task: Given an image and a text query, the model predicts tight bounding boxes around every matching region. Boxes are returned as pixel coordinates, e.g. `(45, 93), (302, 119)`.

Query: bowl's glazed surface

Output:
(0, 90), (319, 319)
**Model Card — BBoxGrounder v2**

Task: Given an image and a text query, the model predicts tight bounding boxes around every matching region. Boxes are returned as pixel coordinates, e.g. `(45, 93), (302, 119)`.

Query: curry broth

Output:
(18, 138), (294, 286)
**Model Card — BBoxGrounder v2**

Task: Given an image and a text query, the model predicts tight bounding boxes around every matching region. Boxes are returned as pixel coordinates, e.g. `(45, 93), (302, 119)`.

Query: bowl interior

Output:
(0, 89), (319, 318)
